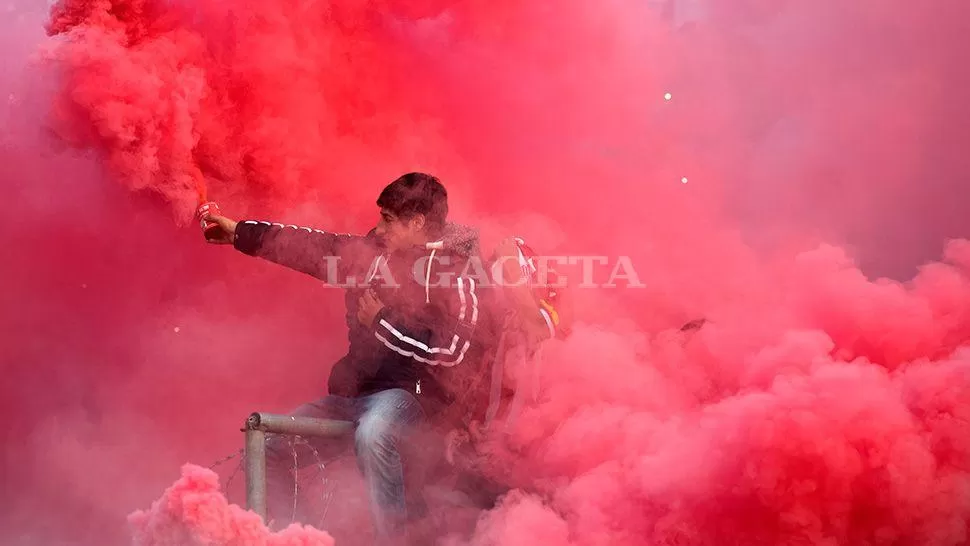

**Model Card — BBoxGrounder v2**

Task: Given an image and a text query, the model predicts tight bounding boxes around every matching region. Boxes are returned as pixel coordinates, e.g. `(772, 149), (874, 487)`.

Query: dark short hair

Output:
(376, 172), (449, 230)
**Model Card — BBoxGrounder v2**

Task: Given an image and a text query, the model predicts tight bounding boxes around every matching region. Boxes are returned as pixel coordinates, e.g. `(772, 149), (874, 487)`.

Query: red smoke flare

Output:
(2, 0), (969, 544)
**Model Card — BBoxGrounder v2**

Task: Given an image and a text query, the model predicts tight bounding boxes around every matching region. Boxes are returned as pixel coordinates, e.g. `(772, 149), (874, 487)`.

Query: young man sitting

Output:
(203, 173), (492, 544)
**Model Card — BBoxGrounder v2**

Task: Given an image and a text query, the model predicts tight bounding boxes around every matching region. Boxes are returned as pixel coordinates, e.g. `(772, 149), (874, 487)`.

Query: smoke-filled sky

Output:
(2, 0), (969, 545)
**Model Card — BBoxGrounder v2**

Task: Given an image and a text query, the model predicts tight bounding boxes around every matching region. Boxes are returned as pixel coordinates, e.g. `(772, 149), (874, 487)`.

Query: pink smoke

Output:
(2, 0), (969, 545)
(129, 464), (336, 545)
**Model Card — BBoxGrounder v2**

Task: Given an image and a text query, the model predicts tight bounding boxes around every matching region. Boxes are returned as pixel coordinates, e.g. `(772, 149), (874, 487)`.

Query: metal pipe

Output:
(245, 428), (267, 520)
(246, 412), (354, 437)
(243, 412), (353, 521)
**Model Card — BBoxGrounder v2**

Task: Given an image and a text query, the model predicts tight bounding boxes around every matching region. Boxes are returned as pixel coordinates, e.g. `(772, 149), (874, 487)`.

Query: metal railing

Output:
(243, 412), (354, 519)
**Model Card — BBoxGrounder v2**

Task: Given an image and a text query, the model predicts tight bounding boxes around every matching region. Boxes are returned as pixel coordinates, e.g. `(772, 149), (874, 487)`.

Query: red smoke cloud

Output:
(3, 0), (970, 545)
(128, 464), (336, 545)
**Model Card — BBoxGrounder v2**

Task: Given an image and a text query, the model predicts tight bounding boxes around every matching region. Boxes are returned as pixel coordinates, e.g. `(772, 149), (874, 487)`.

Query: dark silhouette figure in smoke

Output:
(203, 173), (495, 544)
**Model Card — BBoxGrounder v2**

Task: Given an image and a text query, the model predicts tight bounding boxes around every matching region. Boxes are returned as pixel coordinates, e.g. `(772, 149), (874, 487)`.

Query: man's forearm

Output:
(233, 220), (361, 283)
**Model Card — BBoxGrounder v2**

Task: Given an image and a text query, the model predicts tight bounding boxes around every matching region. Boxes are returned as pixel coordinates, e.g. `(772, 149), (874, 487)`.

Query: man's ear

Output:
(410, 213), (426, 232)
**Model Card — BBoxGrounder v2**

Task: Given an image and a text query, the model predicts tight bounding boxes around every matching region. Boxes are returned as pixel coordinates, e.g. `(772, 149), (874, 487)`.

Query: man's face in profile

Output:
(374, 208), (424, 253)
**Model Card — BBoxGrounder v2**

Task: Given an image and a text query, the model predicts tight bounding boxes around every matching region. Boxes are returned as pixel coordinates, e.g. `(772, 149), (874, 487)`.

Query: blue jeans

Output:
(264, 388), (427, 542)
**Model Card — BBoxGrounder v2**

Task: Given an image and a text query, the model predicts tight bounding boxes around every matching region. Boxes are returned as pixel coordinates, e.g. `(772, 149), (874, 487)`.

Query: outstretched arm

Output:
(204, 213), (375, 285)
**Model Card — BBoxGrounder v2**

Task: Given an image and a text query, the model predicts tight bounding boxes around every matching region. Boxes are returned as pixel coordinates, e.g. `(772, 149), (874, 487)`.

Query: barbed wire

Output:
(224, 455), (245, 505)
(203, 436), (337, 529)
(292, 435), (336, 529)
(289, 436), (299, 523)
(208, 448), (243, 469)
(206, 448), (245, 504)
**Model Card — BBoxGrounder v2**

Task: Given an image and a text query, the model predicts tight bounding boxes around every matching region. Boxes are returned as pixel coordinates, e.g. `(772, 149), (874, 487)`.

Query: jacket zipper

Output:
(415, 380), (422, 395)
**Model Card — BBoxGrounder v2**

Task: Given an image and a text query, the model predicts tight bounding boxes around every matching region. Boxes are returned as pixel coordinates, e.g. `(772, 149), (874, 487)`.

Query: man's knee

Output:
(355, 389), (423, 457)
(355, 411), (397, 459)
